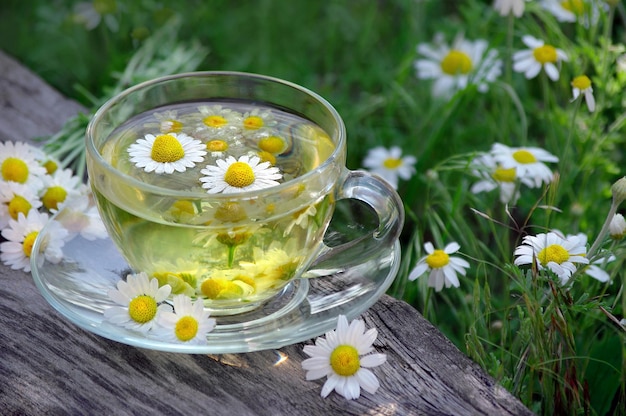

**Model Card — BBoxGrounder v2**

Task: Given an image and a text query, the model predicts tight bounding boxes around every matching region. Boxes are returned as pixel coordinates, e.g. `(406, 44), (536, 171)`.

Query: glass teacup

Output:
(86, 71), (404, 316)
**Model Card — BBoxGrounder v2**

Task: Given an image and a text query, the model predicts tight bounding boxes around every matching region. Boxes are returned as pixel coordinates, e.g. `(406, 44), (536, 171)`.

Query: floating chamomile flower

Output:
(514, 232), (589, 284)
(0, 141), (46, 187)
(104, 272), (172, 333)
(571, 75), (595, 112)
(147, 110), (184, 134)
(205, 139), (230, 157)
(196, 105), (242, 131)
(0, 208), (67, 272)
(40, 168), (85, 211)
(493, 0), (529, 17)
(414, 33), (502, 99)
(301, 314), (387, 400)
(128, 132), (207, 174)
(362, 146), (416, 190)
(242, 108), (276, 131)
(490, 143), (558, 188)
(408, 241), (470, 291)
(0, 181), (43, 228)
(152, 295), (216, 345)
(513, 35), (569, 81)
(199, 155), (282, 194)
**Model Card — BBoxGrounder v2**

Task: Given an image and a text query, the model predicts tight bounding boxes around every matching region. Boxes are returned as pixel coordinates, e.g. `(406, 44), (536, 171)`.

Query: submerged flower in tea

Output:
(514, 232), (588, 284)
(301, 314), (387, 400)
(196, 105), (243, 131)
(571, 75), (595, 112)
(242, 108), (277, 131)
(408, 241), (470, 291)
(152, 294), (216, 344)
(414, 33), (502, 98)
(104, 272), (172, 333)
(128, 132), (207, 174)
(199, 155), (282, 194)
(362, 146), (416, 190)
(513, 35), (569, 81)
(0, 208), (67, 272)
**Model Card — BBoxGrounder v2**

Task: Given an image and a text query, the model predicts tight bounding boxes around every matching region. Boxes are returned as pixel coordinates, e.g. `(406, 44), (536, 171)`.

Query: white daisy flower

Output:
(539, 0), (601, 26)
(513, 35), (569, 81)
(514, 232), (589, 284)
(362, 146), (417, 189)
(301, 314), (387, 400)
(199, 155), (282, 194)
(470, 152), (536, 204)
(0, 141), (47, 187)
(152, 294), (216, 344)
(40, 168), (85, 212)
(0, 181), (43, 229)
(569, 233), (614, 283)
(242, 108), (277, 131)
(571, 75), (595, 112)
(408, 241), (470, 291)
(0, 208), (68, 272)
(609, 213), (626, 240)
(55, 192), (108, 241)
(196, 105), (243, 132)
(494, 0), (529, 17)
(284, 204), (318, 237)
(415, 33), (502, 99)
(103, 272), (172, 333)
(127, 132), (207, 174)
(490, 143), (558, 188)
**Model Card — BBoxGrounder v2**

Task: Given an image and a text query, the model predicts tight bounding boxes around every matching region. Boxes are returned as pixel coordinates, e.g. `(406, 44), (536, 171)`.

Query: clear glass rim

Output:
(85, 71), (347, 199)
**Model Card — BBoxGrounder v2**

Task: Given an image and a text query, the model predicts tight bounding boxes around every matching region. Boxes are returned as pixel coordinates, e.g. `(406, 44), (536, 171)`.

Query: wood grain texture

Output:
(0, 49), (534, 416)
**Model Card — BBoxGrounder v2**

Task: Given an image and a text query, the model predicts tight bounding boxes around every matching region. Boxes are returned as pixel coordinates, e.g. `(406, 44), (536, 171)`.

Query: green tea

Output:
(90, 100), (336, 313)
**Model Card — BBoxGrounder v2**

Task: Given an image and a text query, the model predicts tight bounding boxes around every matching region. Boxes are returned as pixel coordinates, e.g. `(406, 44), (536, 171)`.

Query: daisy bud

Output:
(609, 213), (626, 240)
(611, 177), (626, 206)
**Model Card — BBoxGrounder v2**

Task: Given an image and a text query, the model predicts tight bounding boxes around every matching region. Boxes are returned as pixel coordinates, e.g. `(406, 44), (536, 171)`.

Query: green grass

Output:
(2, 0), (626, 414)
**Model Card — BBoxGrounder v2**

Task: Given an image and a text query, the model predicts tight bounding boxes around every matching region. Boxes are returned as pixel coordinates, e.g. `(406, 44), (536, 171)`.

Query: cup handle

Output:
(302, 169), (405, 277)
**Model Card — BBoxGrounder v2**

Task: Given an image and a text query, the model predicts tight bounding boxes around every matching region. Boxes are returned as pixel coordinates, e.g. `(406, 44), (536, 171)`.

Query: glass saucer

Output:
(30, 222), (400, 354)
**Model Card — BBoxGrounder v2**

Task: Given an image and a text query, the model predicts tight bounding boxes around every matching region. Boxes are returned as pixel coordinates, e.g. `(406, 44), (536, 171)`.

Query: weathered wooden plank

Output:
(0, 49), (534, 415)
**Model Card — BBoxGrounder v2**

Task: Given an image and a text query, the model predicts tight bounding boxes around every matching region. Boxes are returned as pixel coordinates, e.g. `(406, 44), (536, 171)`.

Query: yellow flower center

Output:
(440, 50), (473, 75)
(256, 151), (275, 166)
(561, 0), (585, 15)
(22, 231), (39, 257)
(175, 316), (199, 342)
(330, 345), (361, 376)
(492, 166), (517, 183)
(216, 231), (251, 246)
(171, 200), (195, 215)
(426, 249), (450, 269)
(151, 134), (185, 163)
(533, 45), (558, 64)
(42, 186), (68, 210)
(243, 115), (264, 130)
(383, 158), (402, 169)
(512, 150), (537, 164)
(161, 119), (183, 133)
(42, 160), (58, 175)
(128, 295), (158, 323)
(571, 75), (591, 90)
(2, 157), (29, 183)
(258, 136), (285, 154)
(203, 115), (228, 128)
(206, 140), (228, 152)
(224, 162), (255, 188)
(8, 196), (32, 220)
(538, 244), (570, 266)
